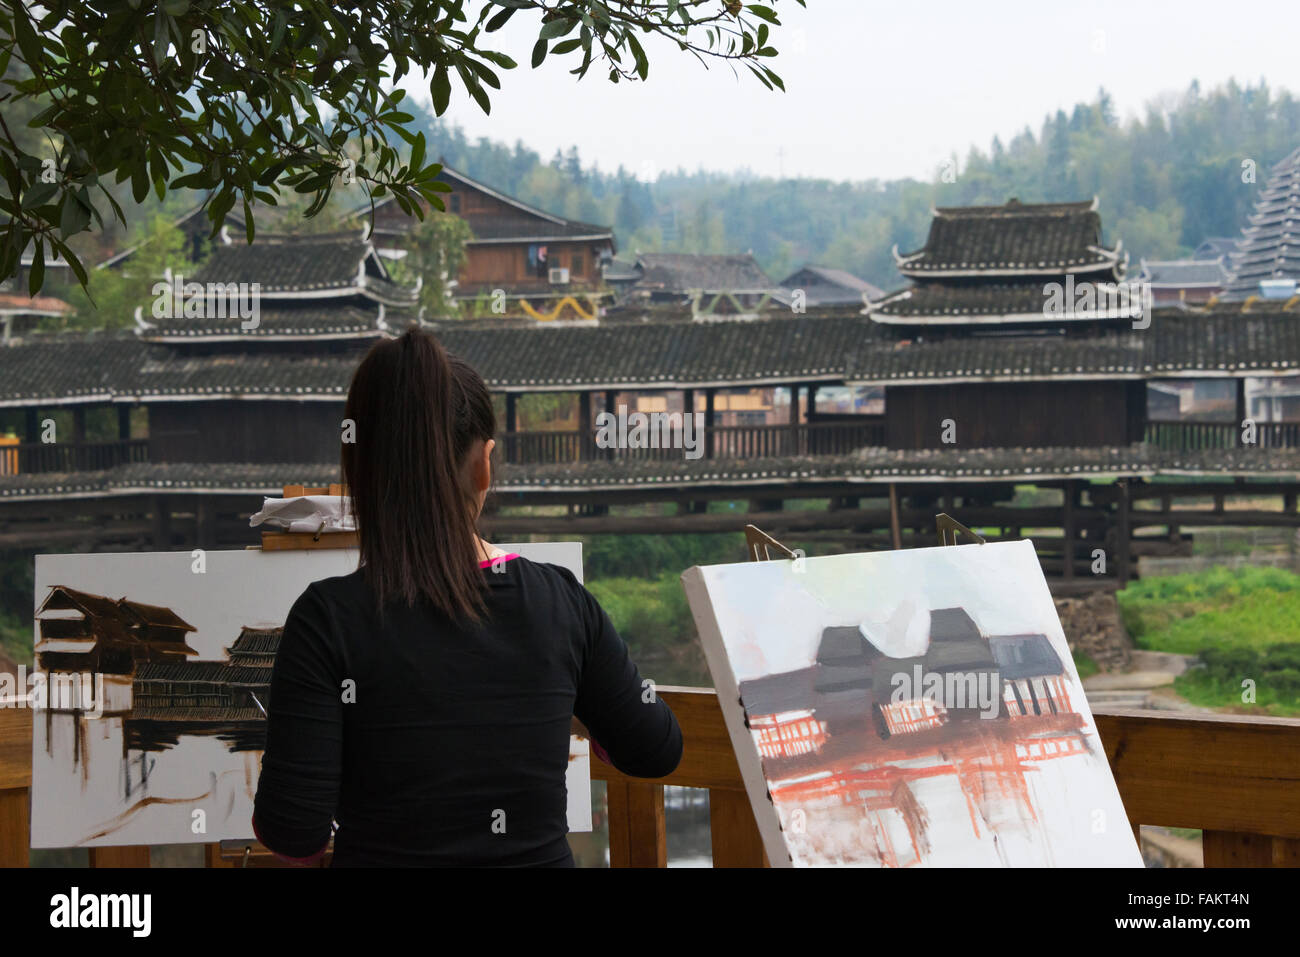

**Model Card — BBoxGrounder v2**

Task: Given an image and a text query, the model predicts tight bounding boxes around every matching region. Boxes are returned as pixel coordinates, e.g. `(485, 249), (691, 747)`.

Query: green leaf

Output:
(531, 38), (548, 68)
(27, 241), (44, 297)
(20, 181), (58, 210)
(431, 64), (452, 114)
(485, 6), (514, 31)
(627, 32), (648, 80)
(539, 18), (577, 40)
(410, 132), (426, 174)
(58, 192), (91, 238)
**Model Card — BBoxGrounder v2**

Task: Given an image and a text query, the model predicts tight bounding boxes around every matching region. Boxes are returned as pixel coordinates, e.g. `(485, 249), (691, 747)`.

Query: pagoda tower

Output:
(1224, 147), (1300, 299)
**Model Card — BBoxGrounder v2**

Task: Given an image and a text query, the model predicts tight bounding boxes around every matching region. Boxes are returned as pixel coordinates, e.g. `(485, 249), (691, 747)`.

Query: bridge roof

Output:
(6, 308), (1300, 406)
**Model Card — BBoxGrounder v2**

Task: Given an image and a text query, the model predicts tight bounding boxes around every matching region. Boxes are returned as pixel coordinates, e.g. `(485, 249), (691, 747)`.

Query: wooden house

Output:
(356, 165), (616, 320)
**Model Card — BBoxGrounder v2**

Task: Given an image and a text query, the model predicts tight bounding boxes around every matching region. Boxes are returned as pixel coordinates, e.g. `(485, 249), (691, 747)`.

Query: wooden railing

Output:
(497, 420), (887, 466)
(2, 689), (1299, 867)
(0, 438), (150, 476)
(1146, 420), (1300, 450)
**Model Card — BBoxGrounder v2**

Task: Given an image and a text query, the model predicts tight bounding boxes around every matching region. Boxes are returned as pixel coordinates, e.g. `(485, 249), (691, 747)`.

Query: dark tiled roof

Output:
(867, 281), (1142, 323)
(896, 198), (1121, 277)
(848, 326), (1146, 384)
(849, 311), (1300, 383)
(193, 234), (370, 291)
(352, 165), (615, 246)
(1225, 148), (1300, 297)
(464, 214), (613, 242)
(1145, 311), (1300, 374)
(0, 332), (147, 403)
(1194, 238), (1238, 260)
(127, 346), (360, 399)
(7, 444), (1300, 500)
(1137, 259), (1229, 287)
(10, 309), (1300, 405)
(141, 305), (394, 341)
(781, 266), (885, 306)
(631, 253), (776, 293)
(191, 234), (416, 305)
(436, 315), (860, 389)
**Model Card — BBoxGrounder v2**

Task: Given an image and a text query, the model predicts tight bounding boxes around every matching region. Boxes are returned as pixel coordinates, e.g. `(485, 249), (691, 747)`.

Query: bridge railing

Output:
(0, 438), (150, 476)
(1146, 419), (1300, 449)
(497, 420), (887, 465)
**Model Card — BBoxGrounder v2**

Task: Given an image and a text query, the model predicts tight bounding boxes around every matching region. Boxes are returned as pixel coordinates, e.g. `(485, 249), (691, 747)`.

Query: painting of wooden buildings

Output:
(36, 585), (279, 753)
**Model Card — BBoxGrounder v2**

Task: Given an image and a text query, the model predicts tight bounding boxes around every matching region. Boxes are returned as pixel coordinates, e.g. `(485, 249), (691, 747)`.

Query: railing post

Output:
(605, 779), (666, 867)
(504, 394), (517, 464)
(709, 788), (768, 867)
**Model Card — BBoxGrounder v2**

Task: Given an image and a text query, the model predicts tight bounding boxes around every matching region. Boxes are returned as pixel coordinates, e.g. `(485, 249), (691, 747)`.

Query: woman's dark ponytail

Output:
(342, 326), (497, 620)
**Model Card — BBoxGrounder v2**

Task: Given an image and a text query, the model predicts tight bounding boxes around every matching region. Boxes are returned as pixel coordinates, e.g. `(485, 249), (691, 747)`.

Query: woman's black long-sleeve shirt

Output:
(252, 555), (682, 866)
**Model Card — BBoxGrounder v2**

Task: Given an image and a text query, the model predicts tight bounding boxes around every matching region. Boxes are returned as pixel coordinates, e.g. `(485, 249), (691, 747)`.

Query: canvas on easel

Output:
(682, 539), (1143, 867)
(30, 541), (590, 848)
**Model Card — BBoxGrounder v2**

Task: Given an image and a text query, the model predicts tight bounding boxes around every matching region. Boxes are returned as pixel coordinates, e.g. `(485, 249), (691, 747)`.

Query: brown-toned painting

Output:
(30, 544), (590, 848)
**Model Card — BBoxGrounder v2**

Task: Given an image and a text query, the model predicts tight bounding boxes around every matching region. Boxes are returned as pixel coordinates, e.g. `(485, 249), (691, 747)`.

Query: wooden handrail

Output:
(4, 688), (1299, 867)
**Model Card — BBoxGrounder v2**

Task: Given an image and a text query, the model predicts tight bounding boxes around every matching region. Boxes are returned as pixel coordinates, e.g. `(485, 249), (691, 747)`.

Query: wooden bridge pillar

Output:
(1236, 377), (1248, 446)
(704, 389), (716, 459)
(578, 391), (592, 460)
(1116, 478), (1132, 586)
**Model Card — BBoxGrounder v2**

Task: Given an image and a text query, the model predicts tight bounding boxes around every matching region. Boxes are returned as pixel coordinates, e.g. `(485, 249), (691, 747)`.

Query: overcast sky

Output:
(412, 1), (1300, 183)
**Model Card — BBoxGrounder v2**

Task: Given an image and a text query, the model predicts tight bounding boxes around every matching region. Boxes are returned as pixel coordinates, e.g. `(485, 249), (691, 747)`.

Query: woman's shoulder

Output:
(501, 555), (583, 590)
(292, 568), (368, 611)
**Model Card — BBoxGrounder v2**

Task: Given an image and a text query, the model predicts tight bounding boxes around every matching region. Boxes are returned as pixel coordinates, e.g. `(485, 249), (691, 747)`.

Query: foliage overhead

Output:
(0, 0), (801, 294)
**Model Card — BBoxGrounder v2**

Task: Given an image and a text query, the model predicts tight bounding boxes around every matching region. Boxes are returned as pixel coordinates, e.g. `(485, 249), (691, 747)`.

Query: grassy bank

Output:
(1118, 566), (1300, 715)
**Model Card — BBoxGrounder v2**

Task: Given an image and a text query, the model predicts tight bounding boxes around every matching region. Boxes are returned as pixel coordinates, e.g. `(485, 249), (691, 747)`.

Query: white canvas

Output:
(30, 541), (591, 848)
(682, 540), (1143, 867)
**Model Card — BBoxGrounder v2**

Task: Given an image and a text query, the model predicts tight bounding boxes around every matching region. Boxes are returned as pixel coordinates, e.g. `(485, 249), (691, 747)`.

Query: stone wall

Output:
(1053, 591), (1132, 672)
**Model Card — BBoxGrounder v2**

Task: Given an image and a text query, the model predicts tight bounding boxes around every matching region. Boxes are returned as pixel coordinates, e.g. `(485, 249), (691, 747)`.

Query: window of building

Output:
(448, 194), (461, 213)
(571, 252), (583, 276)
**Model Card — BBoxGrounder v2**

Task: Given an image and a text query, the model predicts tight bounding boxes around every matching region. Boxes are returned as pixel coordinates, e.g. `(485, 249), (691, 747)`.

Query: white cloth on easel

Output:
(248, 495), (356, 533)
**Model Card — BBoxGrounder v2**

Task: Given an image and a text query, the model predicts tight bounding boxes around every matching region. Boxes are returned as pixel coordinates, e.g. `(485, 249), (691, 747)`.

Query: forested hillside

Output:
(410, 80), (1300, 288)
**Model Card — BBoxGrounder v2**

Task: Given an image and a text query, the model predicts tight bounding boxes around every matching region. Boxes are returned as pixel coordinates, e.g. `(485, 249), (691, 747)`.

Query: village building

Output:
(353, 164), (616, 321)
(1224, 146), (1300, 300)
(780, 264), (883, 309)
(1137, 256), (1229, 306)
